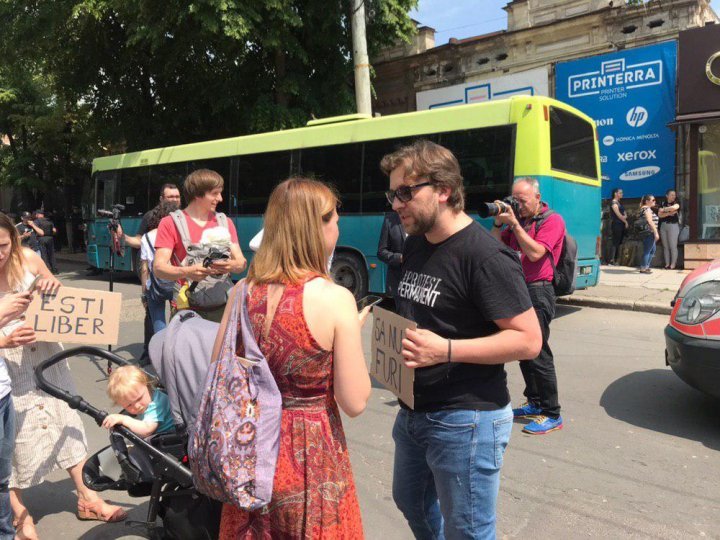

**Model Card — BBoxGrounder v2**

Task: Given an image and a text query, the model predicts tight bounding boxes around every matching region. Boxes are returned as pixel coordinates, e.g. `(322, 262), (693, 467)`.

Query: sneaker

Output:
(523, 415), (563, 435)
(512, 402), (542, 418)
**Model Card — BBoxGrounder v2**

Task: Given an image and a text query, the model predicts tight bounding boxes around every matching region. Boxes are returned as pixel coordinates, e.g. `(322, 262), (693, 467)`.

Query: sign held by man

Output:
(370, 306), (415, 409)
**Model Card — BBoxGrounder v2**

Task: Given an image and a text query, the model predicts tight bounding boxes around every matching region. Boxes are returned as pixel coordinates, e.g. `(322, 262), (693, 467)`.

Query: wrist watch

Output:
(493, 222), (502, 228)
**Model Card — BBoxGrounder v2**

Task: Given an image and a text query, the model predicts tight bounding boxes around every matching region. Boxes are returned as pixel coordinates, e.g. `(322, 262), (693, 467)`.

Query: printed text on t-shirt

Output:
(397, 271), (442, 307)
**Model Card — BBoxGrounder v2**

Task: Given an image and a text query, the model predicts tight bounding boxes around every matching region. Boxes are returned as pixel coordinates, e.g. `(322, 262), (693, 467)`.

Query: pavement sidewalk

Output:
(558, 265), (689, 315)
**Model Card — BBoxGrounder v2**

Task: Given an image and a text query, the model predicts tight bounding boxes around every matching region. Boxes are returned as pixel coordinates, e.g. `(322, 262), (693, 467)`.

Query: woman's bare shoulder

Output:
(305, 277), (355, 306)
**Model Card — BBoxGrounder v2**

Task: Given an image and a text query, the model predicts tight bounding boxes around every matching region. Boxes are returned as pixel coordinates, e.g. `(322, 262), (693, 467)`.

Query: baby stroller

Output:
(34, 312), (221, 540)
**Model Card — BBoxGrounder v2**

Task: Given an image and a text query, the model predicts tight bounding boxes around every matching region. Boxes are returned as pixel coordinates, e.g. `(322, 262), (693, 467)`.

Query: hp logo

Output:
(626, 106), (648, 128)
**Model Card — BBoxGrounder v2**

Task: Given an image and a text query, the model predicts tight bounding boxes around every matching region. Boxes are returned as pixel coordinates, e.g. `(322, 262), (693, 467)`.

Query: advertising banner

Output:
(555, 41), (677, 198)
(416, 67), (549, 110)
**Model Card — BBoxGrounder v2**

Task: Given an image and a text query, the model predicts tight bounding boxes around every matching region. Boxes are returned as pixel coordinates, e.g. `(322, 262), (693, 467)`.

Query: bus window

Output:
(437, 127), (514, 210)
(119, 167), (149, 217)
(549, 107), (597, 179)
(96, 171), (119, 214)
(236, 151), (292, 214)
(148, 163), (187, 208)
(298, 144), (363, 212)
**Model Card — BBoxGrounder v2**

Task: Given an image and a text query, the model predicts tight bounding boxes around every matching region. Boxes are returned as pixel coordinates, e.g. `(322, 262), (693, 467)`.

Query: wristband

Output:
(493, 222), (502, 228)
(447, 339), (452, 363)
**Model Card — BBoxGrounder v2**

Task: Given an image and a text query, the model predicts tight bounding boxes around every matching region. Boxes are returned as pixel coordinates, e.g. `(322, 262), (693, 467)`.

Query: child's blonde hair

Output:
(107, 365), (154, 404)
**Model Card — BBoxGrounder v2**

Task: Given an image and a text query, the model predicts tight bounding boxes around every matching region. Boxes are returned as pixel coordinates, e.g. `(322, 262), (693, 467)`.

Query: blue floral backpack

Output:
(188, 281), (282, 509)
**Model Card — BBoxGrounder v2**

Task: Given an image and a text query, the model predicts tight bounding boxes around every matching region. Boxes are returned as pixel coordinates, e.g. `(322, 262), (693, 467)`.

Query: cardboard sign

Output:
(370, 306), (416, 409)
(26, 287), (122, 345)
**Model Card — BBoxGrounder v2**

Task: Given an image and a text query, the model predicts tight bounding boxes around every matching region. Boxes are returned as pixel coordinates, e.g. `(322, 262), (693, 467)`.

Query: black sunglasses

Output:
(385, 181), (433, 205)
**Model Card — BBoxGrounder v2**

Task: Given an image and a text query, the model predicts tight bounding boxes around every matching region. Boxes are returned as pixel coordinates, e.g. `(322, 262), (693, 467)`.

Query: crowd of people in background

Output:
(605, 188), (683, 272)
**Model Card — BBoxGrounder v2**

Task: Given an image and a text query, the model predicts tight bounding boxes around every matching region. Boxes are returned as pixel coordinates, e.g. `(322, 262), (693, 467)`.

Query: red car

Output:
(665, 259), (720, 398)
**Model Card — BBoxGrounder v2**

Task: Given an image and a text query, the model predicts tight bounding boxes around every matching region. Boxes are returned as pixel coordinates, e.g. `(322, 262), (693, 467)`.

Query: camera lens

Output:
(478, 202), (501, 218)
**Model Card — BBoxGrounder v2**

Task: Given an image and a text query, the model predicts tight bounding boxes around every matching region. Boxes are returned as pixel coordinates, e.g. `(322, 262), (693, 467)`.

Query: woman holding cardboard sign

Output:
(214, 178), (371, 539)
(0, 213), (127, 539)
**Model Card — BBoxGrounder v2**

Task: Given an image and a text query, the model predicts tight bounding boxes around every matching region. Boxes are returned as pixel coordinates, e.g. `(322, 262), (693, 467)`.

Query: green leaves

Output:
(0, 0), (417, 203)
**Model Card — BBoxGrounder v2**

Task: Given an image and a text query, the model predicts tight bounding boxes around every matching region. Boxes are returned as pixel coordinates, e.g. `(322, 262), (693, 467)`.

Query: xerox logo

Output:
(620, 166), (661, 181)
(626, 106), (648, 127)
(617, 149), (656, 162)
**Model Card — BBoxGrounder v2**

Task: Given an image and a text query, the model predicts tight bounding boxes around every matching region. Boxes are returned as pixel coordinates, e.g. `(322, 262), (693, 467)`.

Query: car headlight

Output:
(675, 281), (720, 324)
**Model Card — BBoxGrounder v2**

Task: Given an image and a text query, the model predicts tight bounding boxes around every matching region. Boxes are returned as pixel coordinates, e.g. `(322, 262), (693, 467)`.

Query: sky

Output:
(410, 0), (720, 45)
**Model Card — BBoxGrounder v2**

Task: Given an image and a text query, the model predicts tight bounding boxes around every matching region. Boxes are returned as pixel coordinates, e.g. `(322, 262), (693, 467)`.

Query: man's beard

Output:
(405, 199), (439, 236)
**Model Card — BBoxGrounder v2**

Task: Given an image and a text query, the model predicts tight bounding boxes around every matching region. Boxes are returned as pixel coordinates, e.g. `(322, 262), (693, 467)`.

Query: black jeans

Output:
(520, 282), (561, 418)
(39, 237), (57, 273)
(610, 221), (625, 262)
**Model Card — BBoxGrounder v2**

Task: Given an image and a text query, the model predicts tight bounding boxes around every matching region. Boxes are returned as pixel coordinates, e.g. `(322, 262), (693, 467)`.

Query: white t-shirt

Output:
(0, 359), (10, 400)
(140, 229), (159, 289)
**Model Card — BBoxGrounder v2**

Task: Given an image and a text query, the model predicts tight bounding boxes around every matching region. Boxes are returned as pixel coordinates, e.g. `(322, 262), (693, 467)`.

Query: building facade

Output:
(675, 23), (720, 266)
(372, 0), (719, 266)
(373, 0), (717, 114)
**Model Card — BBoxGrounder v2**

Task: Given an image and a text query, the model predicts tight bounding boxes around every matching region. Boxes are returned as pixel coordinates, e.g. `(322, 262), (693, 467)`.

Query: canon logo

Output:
(617, 150), (656, 162)
(595, 118), (614, 127)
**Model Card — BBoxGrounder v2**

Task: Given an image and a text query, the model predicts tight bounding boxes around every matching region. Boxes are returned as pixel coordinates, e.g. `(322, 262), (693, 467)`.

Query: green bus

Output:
(86, 95), (601, 298)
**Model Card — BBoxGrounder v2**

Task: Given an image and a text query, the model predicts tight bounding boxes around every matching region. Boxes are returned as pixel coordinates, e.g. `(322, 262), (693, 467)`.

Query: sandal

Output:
(13, 510), (39, 540)
(77, 498), (127, 523)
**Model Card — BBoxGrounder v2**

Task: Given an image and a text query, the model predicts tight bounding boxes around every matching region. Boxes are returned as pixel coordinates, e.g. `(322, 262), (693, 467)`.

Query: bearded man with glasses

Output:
(380, 140), (542, 540)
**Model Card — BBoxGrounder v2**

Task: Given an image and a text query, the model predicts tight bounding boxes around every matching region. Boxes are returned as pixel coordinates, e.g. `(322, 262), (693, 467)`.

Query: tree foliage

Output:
(0, 0), (417, 207)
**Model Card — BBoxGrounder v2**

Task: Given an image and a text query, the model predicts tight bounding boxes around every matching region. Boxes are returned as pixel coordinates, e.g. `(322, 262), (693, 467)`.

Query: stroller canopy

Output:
(149, 310), (218, 431)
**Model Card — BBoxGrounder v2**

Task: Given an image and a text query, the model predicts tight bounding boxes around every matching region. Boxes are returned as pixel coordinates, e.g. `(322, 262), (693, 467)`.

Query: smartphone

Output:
(357, 295), (384, 311)
(27, 275), (42, 293)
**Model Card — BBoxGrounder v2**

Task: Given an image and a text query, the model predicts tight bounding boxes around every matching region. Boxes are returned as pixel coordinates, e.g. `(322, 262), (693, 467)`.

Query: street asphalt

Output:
(19, 260), (720, 539)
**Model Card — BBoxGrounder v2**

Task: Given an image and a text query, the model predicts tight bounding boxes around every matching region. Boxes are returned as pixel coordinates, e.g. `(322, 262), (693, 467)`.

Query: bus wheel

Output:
(330, 252), (367, 301)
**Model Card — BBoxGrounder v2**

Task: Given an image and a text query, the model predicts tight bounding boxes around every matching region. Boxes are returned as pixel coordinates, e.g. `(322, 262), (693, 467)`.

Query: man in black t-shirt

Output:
(381, 141), (541, 540)
(16, 212), (42, 255)
(33, 210), (57, 273)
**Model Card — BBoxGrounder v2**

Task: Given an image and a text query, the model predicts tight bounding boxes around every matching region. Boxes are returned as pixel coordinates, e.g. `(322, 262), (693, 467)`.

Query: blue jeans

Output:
(392, 405), (513, 540)
(0, 394), (15, 540)
(641, 234), (657, 269)
(147, 297), (167, 334)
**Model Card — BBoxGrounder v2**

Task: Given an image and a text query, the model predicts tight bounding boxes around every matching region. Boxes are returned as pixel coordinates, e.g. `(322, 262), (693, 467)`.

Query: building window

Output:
(698, 123), (720, 240)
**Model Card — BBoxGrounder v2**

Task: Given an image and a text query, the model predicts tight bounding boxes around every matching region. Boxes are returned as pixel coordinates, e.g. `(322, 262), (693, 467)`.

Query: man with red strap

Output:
(491, 176), (565, 435)
(153, 169), (246, 318)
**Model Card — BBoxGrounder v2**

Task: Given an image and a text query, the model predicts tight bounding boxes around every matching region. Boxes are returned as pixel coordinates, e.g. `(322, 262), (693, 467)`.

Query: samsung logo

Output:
(619, 166), (660, 181)
(568, 58), (663, 98)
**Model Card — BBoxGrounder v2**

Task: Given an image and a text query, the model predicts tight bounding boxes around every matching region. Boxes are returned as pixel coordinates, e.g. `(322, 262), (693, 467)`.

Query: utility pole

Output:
(351, 0), (372, 115)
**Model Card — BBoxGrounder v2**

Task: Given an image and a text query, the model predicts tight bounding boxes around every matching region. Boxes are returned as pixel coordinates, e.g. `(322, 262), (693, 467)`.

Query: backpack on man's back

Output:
(535, 210), (578, 297)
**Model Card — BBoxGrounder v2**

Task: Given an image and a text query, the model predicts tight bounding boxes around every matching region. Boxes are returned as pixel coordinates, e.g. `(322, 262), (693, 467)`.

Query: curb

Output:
(557, 295), (672, 315)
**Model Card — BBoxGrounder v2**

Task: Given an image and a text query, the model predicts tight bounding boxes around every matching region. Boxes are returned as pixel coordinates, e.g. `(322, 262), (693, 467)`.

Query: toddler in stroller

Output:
(34, 310), (221, 539)
(104, 365), (175, 437)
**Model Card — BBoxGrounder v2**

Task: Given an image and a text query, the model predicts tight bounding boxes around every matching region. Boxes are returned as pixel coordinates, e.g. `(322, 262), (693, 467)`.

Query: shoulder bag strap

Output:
(531, 209), (558, 270)
(143, 233), (155, 254)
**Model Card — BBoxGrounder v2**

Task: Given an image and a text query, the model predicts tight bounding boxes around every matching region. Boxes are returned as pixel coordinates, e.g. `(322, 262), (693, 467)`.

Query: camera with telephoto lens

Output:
(477, 196), (521, 219)
(97, 204), (125, 231)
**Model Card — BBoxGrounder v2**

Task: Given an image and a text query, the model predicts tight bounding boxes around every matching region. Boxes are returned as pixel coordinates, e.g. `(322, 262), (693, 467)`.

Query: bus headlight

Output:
(675, 281), (720, 324)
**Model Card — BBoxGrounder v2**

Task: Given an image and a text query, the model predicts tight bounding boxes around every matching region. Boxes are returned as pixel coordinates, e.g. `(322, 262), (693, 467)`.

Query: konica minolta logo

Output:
(568, 57), (663, 98)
